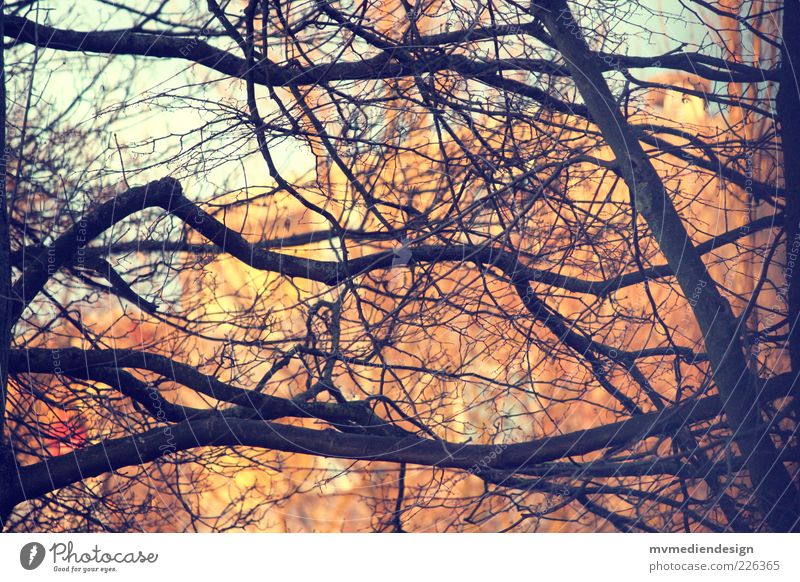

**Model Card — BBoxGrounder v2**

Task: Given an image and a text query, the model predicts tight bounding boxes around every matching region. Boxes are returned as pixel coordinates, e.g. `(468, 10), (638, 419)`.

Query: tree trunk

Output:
(537, 0), (800, 531)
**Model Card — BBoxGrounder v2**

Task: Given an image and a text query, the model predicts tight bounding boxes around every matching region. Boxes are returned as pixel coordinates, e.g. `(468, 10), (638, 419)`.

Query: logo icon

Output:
(20, 542), (46, 570)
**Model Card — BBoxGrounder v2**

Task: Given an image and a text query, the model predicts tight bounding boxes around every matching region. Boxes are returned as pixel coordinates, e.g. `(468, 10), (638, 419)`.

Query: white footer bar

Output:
(1, 533), (798, 580)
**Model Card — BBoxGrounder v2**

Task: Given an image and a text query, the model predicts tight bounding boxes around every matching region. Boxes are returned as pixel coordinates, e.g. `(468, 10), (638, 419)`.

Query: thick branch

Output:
(2, 15), (775, 92)
(9, 347), (398, 432)
(9, 369), (796, 507)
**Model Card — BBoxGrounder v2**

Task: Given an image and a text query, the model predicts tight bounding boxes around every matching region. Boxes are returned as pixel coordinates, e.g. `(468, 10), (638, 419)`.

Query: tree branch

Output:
(9, 367), (796, 508)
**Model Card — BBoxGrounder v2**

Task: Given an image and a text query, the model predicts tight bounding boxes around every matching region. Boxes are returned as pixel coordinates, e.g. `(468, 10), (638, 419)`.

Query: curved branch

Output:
(2, 15), (775, 96)
(9, 347), (398, 432)
(10, 370), (795, 506)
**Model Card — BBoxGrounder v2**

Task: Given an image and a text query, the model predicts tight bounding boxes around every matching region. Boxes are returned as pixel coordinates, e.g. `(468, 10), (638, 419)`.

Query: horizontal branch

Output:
(10, 369), (796, 505)
(11, 178), (776, 362)
(3, 15), (776, 94)
(9, 347), (399, 432)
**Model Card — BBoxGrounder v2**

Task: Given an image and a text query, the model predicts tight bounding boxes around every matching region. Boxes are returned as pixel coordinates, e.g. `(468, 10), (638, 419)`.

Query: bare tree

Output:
(0, 0), (798, 532)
